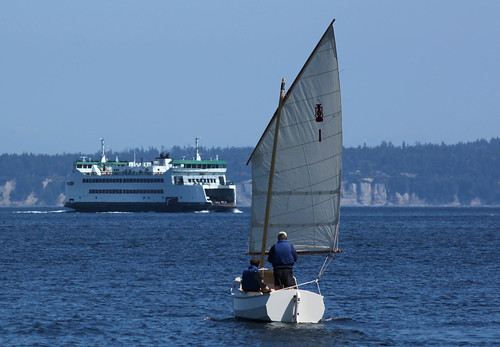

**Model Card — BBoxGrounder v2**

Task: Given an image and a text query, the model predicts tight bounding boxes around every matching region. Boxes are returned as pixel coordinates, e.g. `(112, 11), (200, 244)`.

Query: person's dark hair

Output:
(250, 257), (260, 267)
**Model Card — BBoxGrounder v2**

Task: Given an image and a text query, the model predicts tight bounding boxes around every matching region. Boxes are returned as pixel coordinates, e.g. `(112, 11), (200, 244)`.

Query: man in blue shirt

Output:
(268, 231), (298, 289)
(241, 257), (271, 293)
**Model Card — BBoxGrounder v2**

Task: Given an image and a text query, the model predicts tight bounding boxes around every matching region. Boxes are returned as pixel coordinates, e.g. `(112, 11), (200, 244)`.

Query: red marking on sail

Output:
(315, 104), (323, 122)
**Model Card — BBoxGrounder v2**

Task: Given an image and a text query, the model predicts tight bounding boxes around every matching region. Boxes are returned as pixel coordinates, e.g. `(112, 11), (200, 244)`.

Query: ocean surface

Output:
(0, 207), (498, 346)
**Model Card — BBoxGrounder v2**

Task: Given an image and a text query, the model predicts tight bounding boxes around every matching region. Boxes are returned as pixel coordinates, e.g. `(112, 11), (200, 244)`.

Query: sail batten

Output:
(248, 22), (342, 255)
(253, 221), (339, 228)
(254, 189), (340, 196)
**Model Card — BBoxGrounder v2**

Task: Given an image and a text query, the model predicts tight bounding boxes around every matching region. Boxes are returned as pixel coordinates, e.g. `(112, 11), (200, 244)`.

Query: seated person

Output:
(241, 257), (272, 293)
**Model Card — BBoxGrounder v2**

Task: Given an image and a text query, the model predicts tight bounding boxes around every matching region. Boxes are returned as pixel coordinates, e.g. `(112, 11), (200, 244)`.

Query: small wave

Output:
(202, 316), (235, 322)
(232, 209), (244, 214)
(195, 210), (210, 214)
(323, 316), (354, 322)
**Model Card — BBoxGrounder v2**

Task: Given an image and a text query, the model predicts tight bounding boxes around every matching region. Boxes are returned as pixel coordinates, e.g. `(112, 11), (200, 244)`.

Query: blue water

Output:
(0, 207), (498, 346)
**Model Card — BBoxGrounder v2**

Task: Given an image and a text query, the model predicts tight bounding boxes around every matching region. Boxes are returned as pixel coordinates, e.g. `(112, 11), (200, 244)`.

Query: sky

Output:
(1, 1), (499, 155)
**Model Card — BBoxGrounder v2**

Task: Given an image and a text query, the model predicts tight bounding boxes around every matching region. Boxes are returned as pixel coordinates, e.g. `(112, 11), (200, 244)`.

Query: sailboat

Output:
(230, 19), (342, 323)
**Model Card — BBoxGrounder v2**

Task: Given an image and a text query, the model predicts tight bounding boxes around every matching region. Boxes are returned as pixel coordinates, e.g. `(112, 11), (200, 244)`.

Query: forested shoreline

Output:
(0, 138), (498, 207)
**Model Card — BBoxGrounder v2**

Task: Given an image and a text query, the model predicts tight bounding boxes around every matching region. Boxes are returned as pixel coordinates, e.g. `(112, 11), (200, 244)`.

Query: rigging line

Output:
(317, 253), (335, 280)
(294, 279), (319, 288)
(273, 279), (320, 291)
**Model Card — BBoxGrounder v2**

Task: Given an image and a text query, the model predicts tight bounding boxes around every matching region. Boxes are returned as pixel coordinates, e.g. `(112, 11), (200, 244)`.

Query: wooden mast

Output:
(260, 78), (285, 267)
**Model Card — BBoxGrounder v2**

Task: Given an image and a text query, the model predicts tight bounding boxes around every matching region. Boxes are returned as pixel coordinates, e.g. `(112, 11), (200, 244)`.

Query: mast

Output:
(260, 78), (286, 267)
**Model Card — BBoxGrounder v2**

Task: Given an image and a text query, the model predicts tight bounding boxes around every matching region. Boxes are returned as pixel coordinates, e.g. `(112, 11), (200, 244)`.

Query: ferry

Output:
(64, 138), (237, 212)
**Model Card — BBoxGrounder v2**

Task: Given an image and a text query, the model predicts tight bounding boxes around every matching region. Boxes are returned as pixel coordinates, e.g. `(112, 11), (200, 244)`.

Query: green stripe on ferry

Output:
(171, 160), (227, 165)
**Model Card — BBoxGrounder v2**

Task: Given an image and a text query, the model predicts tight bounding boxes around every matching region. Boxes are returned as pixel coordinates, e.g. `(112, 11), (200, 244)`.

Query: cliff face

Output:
(236, 179), (484, 207)
(341, 180), (426, 206)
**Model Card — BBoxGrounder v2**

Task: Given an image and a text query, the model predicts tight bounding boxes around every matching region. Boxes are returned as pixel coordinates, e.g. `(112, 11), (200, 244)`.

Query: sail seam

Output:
(276, 150), (342, 174)
(284, 88), (341, 108)
(260, 195), (339, 221)
(252, 169), (341, 188)
(298, 67), (339, 88)
(255, 128), (341, 158)
(279, 111), (342, 135)
(253, 222), (337, 228)
(253, 188), (340, 196)
(255, 126), (342, 159)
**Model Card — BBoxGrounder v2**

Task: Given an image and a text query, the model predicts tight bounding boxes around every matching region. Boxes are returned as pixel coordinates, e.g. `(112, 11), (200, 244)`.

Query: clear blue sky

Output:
(1, 1), (499, 154)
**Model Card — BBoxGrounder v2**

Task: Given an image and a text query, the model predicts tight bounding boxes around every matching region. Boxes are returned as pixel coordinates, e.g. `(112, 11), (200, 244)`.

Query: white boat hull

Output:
(230, 277), (324, 323)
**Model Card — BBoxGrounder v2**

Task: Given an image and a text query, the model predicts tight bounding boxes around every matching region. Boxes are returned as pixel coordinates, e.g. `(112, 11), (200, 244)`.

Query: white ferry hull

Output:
(64, 174), (236, 213)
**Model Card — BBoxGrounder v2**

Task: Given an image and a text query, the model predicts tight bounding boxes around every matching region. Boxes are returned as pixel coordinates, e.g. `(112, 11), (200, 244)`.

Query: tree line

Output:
(0, 138), (498, 206)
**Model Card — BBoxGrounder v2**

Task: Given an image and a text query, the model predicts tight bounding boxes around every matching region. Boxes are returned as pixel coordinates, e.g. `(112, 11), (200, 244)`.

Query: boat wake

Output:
(14, 209), (68, 214)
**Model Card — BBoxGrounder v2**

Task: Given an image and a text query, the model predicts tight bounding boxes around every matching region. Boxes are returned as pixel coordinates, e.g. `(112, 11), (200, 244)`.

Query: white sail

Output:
(248, 22), (342, 254)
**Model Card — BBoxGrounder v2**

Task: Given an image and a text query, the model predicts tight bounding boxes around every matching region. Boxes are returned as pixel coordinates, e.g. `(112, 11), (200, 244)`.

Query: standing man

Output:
(268, 231), (298, 289)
